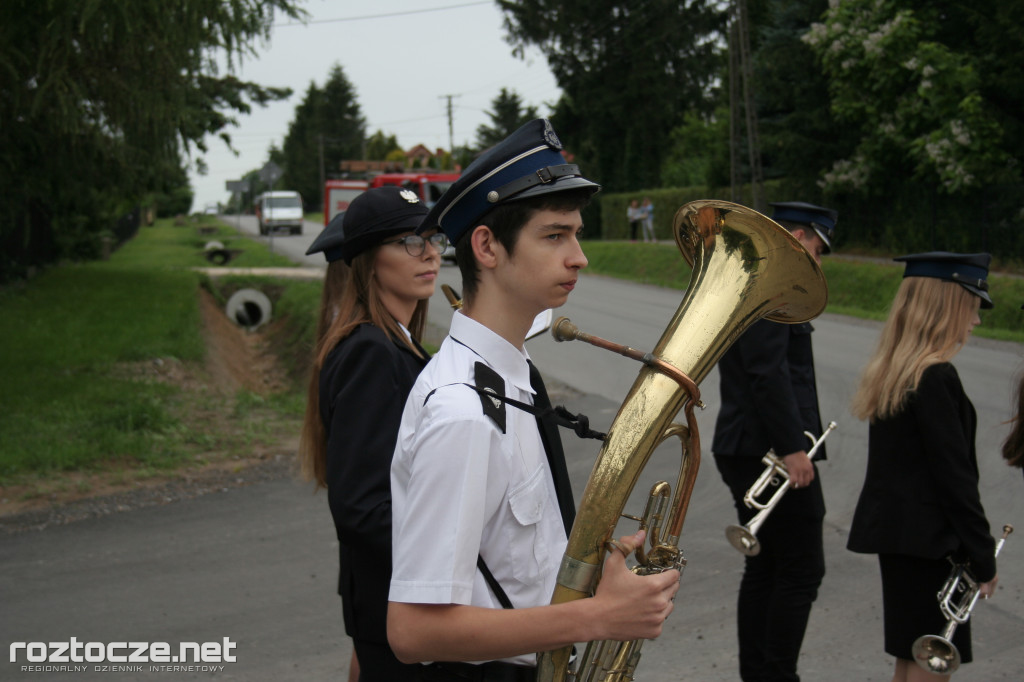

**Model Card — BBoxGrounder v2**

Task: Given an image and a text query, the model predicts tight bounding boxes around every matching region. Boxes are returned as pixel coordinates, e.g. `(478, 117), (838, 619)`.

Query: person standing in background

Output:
(712, 201), (838, 682)
(627, 199), (642, 241)
(640, 197), (655, 242)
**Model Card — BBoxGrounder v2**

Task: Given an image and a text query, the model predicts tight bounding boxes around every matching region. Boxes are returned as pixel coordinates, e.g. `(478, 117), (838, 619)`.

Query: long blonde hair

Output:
(298, 247), (428, 488)
(850, 277), (978, 422)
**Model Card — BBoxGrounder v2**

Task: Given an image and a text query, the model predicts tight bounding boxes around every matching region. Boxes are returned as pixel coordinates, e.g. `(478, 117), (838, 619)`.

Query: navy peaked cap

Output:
(894, 251), (993, 309)
(419, 118), (600, 244)
(307, 186), (429, 264)
(305, 210), (347, 263)
(770, 201), (838, 254)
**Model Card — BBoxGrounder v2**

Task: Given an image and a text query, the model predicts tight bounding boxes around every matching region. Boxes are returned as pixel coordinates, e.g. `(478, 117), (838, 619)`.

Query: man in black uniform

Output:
(712, 201), (837, 682)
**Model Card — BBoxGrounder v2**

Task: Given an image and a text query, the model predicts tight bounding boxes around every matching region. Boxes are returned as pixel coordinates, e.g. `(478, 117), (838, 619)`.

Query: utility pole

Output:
(318, 134), (325, 202)
(729, 0), (765, 212)
(439, 94), (460, 154)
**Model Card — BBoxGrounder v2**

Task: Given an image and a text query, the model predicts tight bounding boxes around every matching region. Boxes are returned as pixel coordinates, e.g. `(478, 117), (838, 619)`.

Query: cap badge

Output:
(542, 119), (562, 149)
(400, 189), (420, 203)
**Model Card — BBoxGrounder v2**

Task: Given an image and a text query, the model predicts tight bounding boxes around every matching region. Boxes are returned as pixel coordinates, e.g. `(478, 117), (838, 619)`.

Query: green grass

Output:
(0, 263), (202, 476)
(581, 240), (1024, 343)
(3, 227), (1022, 485)
(117, 215), (299, 269)
(0, 218), (321, 484)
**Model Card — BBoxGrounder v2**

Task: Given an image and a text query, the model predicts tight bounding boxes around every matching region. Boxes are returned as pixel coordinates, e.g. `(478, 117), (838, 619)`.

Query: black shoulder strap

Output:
(459, 382), (606, 442)
(477, 555), (514, 609)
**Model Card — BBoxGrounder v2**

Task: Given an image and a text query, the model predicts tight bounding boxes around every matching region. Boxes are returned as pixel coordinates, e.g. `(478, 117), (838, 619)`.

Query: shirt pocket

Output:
(505, 465), (549, 585)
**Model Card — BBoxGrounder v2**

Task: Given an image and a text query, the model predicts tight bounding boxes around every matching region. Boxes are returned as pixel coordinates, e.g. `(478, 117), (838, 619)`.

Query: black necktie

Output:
(528, 360), (576, 534)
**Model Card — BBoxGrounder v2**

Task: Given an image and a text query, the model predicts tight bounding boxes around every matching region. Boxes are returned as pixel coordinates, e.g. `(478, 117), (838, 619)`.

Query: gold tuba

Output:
(537, 200), (828, 682)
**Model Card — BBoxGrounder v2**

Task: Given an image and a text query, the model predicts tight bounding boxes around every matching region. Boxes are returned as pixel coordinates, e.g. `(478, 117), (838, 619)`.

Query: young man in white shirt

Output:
(388, 119), (681, 681)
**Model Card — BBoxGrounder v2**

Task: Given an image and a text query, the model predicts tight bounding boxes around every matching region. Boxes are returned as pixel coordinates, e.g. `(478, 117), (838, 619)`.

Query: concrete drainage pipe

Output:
(225, 289), (272, 330)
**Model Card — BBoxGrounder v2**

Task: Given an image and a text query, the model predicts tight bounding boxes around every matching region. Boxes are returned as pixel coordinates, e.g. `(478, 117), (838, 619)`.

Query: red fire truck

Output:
(323, 172), (460, 226)
(369, 172), (460, 208)
(323, 179), (369, 226)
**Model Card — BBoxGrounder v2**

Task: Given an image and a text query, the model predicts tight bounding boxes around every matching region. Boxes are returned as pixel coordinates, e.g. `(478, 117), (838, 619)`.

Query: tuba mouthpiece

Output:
(552, 317), (579, 343)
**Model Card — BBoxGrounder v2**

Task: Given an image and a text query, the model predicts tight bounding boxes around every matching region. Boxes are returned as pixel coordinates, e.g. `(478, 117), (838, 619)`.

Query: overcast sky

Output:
(188, 0), (560, 211)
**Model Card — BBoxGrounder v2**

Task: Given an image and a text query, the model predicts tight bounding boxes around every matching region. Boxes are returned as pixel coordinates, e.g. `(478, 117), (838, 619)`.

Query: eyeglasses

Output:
(382, 232), (449, 257)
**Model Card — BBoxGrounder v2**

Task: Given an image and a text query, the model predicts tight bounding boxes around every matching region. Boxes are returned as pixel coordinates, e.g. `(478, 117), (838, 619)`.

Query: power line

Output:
(274, 1), (491, 27)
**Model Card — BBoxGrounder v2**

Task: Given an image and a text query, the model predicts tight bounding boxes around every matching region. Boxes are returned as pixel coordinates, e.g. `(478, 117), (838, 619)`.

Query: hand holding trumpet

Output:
(782, 450), (815, 489)
(725, 422), (837, 555)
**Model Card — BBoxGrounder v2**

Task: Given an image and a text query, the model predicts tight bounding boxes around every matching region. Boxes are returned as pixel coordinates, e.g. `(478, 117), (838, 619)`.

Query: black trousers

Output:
(715, 454), (826, 682)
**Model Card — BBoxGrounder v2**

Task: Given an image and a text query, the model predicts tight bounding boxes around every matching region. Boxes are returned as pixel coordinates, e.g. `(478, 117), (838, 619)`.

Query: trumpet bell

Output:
(912, 634), (960, 676)
(725, 524), (761, 556)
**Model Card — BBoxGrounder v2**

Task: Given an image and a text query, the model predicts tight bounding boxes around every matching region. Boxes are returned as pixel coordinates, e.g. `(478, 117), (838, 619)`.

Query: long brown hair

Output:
(298, 246), (429, 488)
(851, 277), (979, 422)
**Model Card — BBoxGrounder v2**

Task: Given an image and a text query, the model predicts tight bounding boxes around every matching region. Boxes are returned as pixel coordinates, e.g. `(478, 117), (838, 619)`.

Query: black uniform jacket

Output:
(847, 362), (996, 582)
(319, 323), (429, 643)
(711, 319), (826, 460)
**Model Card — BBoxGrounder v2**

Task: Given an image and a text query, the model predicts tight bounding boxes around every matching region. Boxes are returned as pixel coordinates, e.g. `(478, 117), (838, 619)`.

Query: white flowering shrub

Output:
(803, 0), (1009, 195)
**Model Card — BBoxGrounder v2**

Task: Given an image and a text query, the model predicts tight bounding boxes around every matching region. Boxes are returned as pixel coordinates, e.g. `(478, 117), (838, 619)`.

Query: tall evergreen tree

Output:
(500, 0), (727, 192)
(280, 64), (366, 210)
(475, 88), (539, 150)
(749, 0), (850, 199)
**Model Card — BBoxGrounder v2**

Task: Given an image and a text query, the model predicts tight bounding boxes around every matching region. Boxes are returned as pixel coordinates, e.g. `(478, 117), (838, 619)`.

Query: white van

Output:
(256, 191), (304, 235)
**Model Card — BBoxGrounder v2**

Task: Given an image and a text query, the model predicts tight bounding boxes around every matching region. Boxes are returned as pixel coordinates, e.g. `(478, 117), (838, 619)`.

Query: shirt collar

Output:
(449, 311), (535, 396)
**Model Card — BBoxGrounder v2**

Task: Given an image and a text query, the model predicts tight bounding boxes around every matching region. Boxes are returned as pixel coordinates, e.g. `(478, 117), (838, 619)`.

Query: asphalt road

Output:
(3, 226), (1023, 681)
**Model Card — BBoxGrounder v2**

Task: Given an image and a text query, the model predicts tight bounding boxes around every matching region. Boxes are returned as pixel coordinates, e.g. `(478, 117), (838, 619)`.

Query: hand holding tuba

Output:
(725, 422), (837, 556)
(912, 524), (1012, 675)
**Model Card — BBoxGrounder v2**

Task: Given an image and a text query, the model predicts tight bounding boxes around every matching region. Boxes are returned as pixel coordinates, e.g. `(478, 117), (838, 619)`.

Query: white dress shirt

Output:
(389, 312), (567, 666)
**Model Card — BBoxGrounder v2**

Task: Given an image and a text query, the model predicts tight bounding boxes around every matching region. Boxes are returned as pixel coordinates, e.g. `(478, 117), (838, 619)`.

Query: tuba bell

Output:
(537, 200), (828, 682)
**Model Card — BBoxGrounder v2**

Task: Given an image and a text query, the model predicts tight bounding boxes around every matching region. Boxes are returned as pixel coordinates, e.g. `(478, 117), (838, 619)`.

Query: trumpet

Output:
(912, 524), (1013, 675)
(724, 421), (837, 556)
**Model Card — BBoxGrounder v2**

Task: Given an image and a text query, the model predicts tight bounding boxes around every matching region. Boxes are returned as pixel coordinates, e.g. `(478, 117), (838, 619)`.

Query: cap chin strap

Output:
(486, 164), (582, 204)
(951, 272), (988, 291)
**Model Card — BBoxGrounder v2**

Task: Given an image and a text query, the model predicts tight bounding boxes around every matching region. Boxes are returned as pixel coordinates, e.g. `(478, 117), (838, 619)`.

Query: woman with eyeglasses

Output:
(300, 186), (447, 681)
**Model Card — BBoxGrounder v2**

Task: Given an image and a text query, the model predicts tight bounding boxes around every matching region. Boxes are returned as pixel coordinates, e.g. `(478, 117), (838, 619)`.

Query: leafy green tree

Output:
(475, 88), (539, 150)
(798, 0), (1024, 254)
(661, 109), (730, 189)
(803, 0), (1017, 195)
(366, 131), (402, 160)
(500, 0), (727, 193)
(0, 0), (303, 279)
